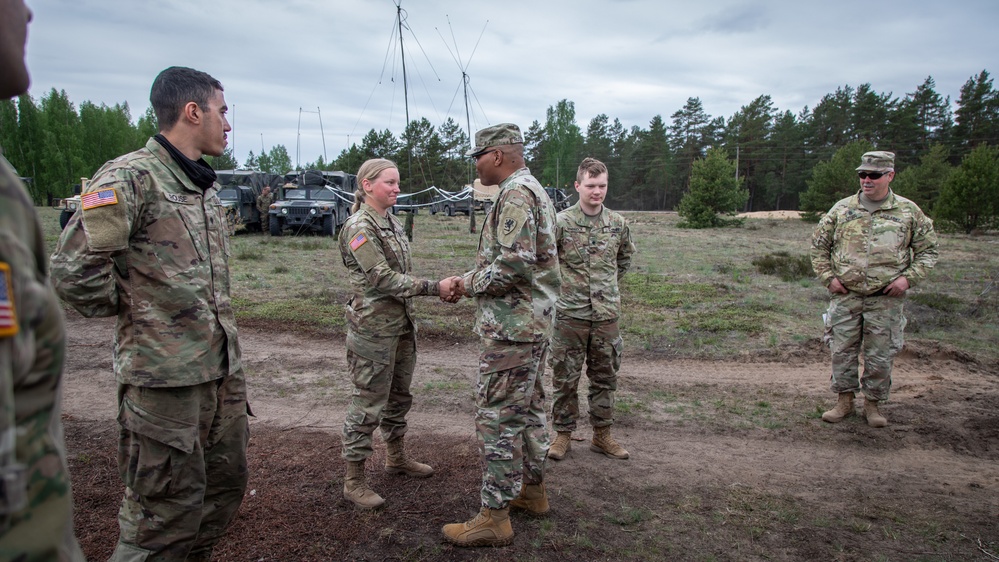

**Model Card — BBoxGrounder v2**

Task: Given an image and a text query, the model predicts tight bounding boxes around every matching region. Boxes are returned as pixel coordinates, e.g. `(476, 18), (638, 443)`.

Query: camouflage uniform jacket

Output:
(256, 192), (273, 215)
(50, 138), (241, 387)
(0, 155), (84, 559)
(461, 168), (561, 342)
(555, 203), (635, 321)
(811, 190), (938, 296)
(339, 203), (437, 337)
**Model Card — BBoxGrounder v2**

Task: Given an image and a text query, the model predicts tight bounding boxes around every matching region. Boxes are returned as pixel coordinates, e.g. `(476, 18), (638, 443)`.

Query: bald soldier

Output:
(811, 150), (938, 428)
(52, 66), (248, 561)
(0, 0), (85, 559)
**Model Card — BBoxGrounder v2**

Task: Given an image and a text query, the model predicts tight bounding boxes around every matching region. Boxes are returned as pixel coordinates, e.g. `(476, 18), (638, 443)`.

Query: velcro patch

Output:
(0, 262), (19, 337)
(350, 233), (368, 251)
(81, 188), (119, 210)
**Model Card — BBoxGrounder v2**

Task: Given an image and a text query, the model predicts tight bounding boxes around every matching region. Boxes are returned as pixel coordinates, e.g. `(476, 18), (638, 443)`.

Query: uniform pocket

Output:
(346, 331), (393, 365)
(117, 394), (198, 498)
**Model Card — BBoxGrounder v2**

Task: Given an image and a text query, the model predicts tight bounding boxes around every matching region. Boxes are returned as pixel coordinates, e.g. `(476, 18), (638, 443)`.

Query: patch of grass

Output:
(751, 251), (814, 282)
(36, 207), (997, 364)
(909, 292), (964, 312)
(605, 505), (654, 526)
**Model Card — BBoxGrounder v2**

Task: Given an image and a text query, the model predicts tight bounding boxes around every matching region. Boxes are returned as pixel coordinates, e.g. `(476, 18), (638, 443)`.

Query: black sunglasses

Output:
(857, 171), (887, 180)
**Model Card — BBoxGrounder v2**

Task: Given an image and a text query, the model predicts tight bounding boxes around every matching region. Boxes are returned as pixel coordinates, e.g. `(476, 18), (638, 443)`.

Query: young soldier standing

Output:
(548, 158), (635, 461)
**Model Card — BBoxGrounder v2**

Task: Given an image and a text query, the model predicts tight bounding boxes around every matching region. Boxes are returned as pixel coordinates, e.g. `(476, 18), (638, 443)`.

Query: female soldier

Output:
(338, 158), (453, 509)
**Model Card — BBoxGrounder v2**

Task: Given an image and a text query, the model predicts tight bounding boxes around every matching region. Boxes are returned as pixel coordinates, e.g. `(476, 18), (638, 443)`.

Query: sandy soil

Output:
(737, 210), (804, 219)
(62, 311), (999, 561)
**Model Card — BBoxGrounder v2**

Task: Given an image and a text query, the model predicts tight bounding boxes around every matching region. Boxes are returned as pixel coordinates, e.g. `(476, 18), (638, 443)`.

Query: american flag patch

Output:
(81, 188), (119, 210)
(349, 233), (368, 251)
(0, 262), (18, 338)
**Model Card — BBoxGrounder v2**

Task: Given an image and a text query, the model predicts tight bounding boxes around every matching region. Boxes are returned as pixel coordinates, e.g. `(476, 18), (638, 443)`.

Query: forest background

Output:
(2, 70), (998, 231)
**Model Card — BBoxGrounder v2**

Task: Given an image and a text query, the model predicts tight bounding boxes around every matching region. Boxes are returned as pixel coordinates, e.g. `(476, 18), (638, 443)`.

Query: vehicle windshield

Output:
(284, 189), (308, 200)
(311, 188), (337, 201)
(218, 188), (239, 201)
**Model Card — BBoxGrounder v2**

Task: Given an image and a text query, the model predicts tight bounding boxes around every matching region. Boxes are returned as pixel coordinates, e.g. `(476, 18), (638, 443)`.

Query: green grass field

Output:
(39, 207), (999, 365)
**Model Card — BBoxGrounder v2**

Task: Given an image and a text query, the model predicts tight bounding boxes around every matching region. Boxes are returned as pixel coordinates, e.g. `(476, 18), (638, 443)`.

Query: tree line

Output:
(2, 70), (997, 230)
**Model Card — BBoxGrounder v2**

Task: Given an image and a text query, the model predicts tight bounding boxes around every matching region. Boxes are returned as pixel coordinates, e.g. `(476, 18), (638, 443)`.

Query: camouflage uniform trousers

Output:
(111, 373), (249, 562)
(341, 330), (417, 462)
(475, 338), (550, 509)
(549, 315), (623, 432)
(0, 392), (85, 562)
(824, 292), (906, 402)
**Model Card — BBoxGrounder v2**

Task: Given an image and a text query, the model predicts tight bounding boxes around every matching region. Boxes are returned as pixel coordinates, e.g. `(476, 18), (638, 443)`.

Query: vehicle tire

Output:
(322, 214), (334, 236)
(59, 209), (74, 230)
(269, 215), (283, 236)
(445, 205), (453, 217)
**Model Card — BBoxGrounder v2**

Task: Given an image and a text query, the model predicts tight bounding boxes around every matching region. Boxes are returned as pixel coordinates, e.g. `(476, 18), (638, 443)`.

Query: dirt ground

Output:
(62, 310), (998, 561)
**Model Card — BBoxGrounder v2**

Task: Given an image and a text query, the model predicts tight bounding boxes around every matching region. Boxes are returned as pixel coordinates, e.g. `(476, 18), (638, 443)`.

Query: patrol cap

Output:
(466, 123), (523, 158)
(856, 151), (895, 172)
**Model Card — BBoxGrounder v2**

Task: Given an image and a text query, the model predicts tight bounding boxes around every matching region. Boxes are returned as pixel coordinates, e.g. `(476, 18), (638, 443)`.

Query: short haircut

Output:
(149, 66), (223, 131)
(577, 157), (608, 183)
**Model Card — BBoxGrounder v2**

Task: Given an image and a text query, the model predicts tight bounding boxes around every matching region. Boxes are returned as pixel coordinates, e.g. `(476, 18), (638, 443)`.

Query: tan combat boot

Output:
(509, 483), (550, 515)
(862, 398), (888, 428)
(548, 431), (571, 461)
(384, 436), (434, 478)
(821, 392), (855, 423)
(442, 507), (514, 547)
(590, 426), (629, 459)
(343, 460), (385, 510)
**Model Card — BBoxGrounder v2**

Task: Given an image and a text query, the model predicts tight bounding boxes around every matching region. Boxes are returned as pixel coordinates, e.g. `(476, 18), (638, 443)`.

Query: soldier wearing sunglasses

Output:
(810, 151), (938, 428)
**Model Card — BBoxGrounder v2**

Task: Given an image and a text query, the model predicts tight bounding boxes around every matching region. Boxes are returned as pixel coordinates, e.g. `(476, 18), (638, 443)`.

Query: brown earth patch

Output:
(63, 311), (999, 561)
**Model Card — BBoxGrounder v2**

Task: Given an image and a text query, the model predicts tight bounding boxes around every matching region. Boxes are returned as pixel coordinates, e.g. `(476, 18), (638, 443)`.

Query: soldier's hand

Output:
(438, 276), (462, 303)
(883, 276), (909, 297)
(828, 278), (848, 294)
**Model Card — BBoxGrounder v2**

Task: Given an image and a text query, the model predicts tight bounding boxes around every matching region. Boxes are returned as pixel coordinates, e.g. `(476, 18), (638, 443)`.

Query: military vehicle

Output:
(268, 169), (356, 236)
(216, 170), (284, 233)
(58, 179), (86, 229)
(431, 179), (499, 216)
(545, 186), (572, 211)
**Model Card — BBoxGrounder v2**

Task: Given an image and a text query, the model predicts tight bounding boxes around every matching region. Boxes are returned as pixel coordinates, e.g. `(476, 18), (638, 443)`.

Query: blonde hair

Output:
(352, 158), (398, 213)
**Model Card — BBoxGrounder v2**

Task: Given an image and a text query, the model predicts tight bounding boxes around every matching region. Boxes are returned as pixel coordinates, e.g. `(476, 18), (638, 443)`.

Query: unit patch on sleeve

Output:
(81, 188), (119, 210)
(0, 262), (19, 337)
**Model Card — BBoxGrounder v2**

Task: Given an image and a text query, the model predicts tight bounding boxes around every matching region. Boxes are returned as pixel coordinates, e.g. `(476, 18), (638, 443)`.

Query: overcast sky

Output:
(23, 0), (999, 169)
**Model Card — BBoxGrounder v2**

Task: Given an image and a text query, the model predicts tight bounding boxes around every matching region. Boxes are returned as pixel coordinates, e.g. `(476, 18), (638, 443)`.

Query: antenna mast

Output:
(397, 2), (412, 184)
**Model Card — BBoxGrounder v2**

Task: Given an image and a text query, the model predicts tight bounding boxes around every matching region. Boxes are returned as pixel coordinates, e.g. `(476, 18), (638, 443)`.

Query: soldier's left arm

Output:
(465, 189), (535, 297)
(347, 222), (436, 297)
(901, 210), (939, 286)
(616, 220), (636, 281)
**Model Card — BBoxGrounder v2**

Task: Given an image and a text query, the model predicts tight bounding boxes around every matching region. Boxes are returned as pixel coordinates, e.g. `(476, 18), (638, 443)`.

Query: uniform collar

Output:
(146, 137), (215, 195)
(851, 188), (897, 211)
(566, 202), (608, 225)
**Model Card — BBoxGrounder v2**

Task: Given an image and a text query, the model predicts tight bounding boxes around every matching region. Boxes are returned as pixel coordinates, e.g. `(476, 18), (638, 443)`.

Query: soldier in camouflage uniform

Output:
(548, 158), (635, 461)
(338, 158), (455, 510)
(51, 67), (248, 561)
(0, 2), (85, 558)
(442, 123), (561, 547)
(811, 151), (938, 428)
(256, 185), (273, 216)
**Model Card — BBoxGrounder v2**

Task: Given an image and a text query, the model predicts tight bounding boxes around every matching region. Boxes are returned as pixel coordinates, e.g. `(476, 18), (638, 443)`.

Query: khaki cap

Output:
(856, 151), (895, 172)
(466, 123), (523, 157)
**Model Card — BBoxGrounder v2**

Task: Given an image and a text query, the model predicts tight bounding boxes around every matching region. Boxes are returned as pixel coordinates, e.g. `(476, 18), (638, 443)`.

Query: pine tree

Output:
(935, 144), (999, 233)
(677, 147), (747, 228)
